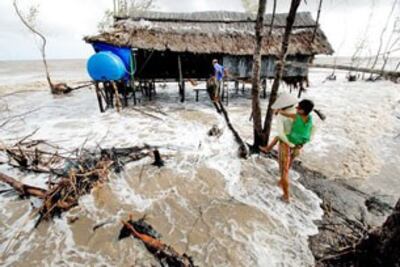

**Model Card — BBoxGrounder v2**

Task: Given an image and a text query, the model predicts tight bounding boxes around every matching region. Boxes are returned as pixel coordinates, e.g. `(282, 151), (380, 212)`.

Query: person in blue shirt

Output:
(212, 59), (224, 101)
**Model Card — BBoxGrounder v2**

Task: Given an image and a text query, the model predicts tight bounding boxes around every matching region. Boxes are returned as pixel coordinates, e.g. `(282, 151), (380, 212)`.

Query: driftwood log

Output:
(287, 62), (400, 82)
(119, 217), (195, 267)
(0, 172), (47, 198)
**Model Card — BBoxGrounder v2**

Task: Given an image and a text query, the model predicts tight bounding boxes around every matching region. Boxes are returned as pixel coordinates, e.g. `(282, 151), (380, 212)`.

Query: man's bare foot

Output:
(280, 195), (290, 204)
(259, 146), (269, 154)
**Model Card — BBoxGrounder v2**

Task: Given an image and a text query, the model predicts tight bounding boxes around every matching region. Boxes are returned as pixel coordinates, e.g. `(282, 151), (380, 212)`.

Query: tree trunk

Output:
(250, 0), (267, 147)
(262, 0), (302, 145)
(311, 0), (323, 44)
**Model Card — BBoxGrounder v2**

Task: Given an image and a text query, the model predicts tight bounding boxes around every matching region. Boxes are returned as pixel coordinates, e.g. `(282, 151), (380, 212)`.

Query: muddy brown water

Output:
(1, 62), (400, 266)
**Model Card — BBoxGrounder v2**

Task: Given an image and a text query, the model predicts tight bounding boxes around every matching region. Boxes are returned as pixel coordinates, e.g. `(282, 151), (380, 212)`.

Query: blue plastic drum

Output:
(87, 51), (127, 81)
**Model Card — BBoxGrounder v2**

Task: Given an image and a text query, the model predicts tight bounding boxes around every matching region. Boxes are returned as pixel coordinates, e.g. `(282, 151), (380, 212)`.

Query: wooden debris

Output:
(0, 139), (164, 226)
(51, 83), (73, 95)
(0, 172), (47, 198)
(119, 217), (196, 267)
(207, 125), (223, 138)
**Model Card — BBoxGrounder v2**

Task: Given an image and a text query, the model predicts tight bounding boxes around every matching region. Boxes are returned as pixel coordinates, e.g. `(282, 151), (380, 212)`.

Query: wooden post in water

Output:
(122, 81), (128, 107)
(95, 82), (105, 113)
(149, 81), (153, 101)
(131, 79), (137, 105)
(104, 81), (113, 108)
(111, 81), (122, 112)
(177, 55), (185, 102)
(235, 80), (239, 94)
(262, 79), (267, 99)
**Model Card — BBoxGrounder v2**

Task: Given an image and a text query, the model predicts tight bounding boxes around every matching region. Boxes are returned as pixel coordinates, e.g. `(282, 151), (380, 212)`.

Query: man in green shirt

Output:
(277, 99), (315, 203)
(261, 96), (315, 203)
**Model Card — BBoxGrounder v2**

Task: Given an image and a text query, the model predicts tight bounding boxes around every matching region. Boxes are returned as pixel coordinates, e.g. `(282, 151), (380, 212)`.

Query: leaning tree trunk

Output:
(262, 0), (302, 145)
(311, 0), (323, 44)
(250, 0), (267, 148)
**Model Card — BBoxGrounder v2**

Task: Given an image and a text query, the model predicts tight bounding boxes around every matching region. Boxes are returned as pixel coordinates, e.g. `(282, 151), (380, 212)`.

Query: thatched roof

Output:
(85, 11), (334, 56)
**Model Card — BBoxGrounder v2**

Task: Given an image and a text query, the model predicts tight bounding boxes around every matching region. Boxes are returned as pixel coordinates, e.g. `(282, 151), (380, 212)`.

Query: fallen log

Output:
(286, 62), (400, 82)
(119, 217), (195, 267)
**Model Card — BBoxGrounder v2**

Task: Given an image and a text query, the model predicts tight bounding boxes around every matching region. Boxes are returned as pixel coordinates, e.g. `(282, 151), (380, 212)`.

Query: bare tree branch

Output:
(13, 0), (53, 91)
(369, 0), (399, 77)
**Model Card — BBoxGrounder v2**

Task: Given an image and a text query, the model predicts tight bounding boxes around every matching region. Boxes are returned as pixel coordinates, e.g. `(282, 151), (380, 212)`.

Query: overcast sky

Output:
(0, 0), (398, 60)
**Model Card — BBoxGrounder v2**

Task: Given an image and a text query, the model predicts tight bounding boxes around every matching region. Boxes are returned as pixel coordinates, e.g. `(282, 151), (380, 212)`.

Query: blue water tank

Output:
(87, 51), (127, 81)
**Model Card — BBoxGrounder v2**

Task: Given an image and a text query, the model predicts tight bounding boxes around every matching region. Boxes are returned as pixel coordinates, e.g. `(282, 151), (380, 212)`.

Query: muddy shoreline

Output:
(292, 159), (396, 266)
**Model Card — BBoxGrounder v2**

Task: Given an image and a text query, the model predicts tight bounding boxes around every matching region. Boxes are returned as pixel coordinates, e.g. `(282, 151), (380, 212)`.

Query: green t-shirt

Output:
(287, 114), (313, 145)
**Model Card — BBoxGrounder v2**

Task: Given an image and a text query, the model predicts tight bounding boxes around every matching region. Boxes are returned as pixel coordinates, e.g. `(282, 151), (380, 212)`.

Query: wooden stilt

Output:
(181, 81), (185, 103)
(122, 81), (128, 107)
(242, 81), (245, 93)
(225, 81), (229, 106)
(103, 82), (109, 107)
(131, 80), (137, 106)
(140, 81), (145, 97)
(152, 81), (156, 95)
(177, 55), (185, 102)
(104, 82), (114, 108)
(95, 82), (105, 113)
(99, 84), (107, 109)
(147, 82), (153, 101)
(235, 80), (239, 94)
(262, 79), (267, 99)
(221, 80), (225, 102)
(298, 84), (304, 98)
(111, 81), (122, 112)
